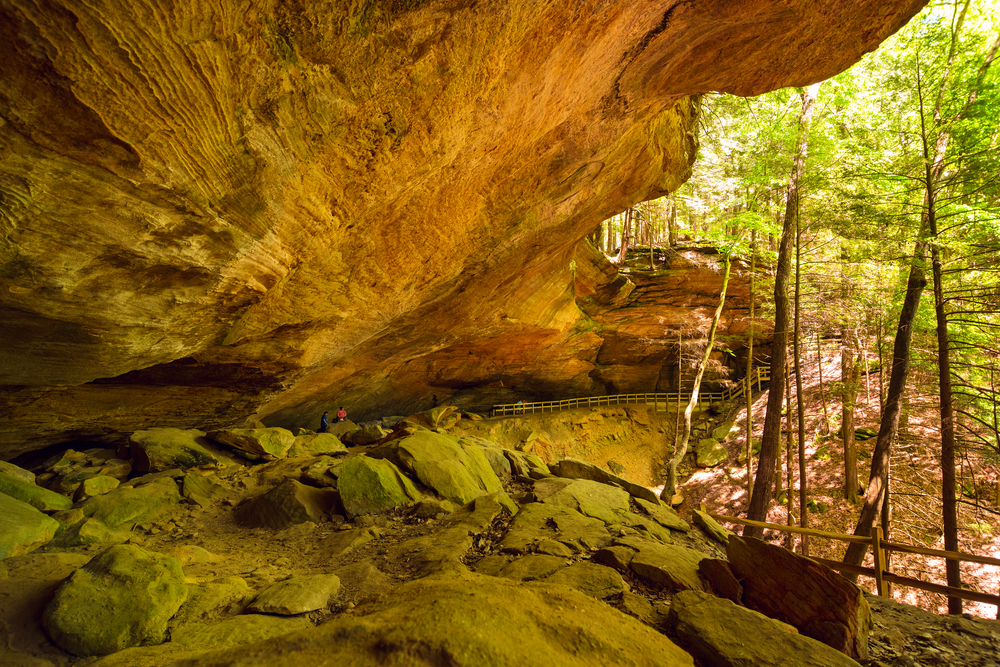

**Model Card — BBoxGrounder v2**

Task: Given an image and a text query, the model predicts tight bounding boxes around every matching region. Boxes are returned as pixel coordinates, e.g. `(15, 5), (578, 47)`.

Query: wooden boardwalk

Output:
(491, 366), (770, 417)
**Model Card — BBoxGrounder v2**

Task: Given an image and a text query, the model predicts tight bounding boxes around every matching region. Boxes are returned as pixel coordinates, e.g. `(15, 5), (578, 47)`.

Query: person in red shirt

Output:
(336, 407), (347, 423)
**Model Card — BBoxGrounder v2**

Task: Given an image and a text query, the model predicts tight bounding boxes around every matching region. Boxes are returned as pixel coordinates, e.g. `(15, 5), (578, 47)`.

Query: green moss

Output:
(260, 15), (297, 64)
(347, 0), (432, 38)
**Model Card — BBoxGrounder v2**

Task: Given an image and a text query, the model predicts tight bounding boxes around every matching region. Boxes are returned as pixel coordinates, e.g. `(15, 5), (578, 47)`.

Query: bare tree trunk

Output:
(817, 332), (830, 431)
(675, 329), (683, 456)
(841, 246), (860, 504)
(661, 255), (732, 501)
(794, 206), (808, 555)
(785, 364), (795, 550)
(842, 340), (861, 504)
(746, 230), (756, 505)
(668, 197), (677, 247)
(746, 82), (820, 535)
(921, 71), (963, 614)
(842, 239), (927, 574)
(616, 208), (633, 264)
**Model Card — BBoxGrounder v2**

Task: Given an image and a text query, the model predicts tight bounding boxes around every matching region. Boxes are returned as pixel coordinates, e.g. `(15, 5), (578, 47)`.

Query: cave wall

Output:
(0, 0), (926, 455)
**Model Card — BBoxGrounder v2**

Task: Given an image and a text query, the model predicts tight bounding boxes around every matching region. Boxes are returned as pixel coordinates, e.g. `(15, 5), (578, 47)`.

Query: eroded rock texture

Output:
(0, 0), (926, 454)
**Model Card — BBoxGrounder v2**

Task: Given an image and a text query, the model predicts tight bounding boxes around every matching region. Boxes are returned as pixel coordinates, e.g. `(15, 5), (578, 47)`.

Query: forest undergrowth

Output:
(682, 341), (1000, 619)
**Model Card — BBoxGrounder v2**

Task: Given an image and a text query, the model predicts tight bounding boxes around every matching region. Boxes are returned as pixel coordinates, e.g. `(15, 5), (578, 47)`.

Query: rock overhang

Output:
(0, 0), (927, 455)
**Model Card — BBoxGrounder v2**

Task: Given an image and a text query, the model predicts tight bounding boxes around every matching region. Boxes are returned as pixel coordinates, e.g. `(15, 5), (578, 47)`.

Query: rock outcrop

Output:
(4, 410), (999, 666)
(0, 0), (925, 455)
(727, 535), (874, 660)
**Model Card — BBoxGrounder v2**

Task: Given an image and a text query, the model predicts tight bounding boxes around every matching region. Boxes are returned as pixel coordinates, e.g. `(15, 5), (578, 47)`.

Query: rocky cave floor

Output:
(3, 406), (1000, 666)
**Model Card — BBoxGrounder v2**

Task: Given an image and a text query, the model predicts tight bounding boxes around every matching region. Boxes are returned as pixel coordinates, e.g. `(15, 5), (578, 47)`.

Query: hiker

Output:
(336, 406), (347, 423)
(514, 400), (524, 415)
(319, 411), (329, 433)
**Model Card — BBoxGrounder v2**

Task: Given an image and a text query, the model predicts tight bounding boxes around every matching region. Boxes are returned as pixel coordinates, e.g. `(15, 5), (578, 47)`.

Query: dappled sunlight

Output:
(683, 341), (1000, 619)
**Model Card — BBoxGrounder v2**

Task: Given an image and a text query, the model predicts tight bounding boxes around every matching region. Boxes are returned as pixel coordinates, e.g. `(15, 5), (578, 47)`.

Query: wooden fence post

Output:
(871, 525), (887, 597)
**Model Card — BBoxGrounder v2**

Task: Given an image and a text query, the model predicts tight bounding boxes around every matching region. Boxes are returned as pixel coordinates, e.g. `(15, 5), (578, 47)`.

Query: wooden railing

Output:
(491, 365), (771, 418)
(704, 505), (1000, 612)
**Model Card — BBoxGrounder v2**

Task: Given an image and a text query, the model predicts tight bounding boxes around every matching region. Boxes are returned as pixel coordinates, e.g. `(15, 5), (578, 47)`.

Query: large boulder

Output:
(0, 471), (73, 512)
(537, 478), (631, 525)
(616, 535), (706, 592)
(337, 455), (421, 518)
(0, 460), (35, 484)
(207, 428), (295, 461)
(541, 562), (628, 600)
(43, 544), (188, 656)
(499, 502), (611, 555)
(727, 536), (873, 660)
(635, 497), (691, 532)
(696, 438), (728, 468)
(78, 476), (181, 528)
(668, 589), (862, 667)
(345, 424), (391, 446)
(393, 431), (511, 509)
(129, 428), (222, 472)
(288, 433), (347, 457)
(549, 457), (659, 503)
(171, 573), (695, 666)
(235, 478), (340, 529)
(0, 492), (60, 558)
(247, 574), (341, 615)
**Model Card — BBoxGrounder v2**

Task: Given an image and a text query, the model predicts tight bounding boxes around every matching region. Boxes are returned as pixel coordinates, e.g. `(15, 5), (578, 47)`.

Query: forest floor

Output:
(676, 342), (1000, 619)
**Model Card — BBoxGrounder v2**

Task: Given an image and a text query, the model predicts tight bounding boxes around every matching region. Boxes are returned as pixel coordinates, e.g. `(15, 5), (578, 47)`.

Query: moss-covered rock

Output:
(395, 431), (508, 508)
(288, 433), (347, 457)
(247, 574), (341, 615)
(337, 456), (421, 518)
(78, 476), (180, 528)
(43, 544), (188, 656)
(668, 589), (861, 667)
(129, 428), (222, 473)
(207, 428), (295, 461)
(538, 478), (631, 525)
(696, 438), (728, 468)
(170, 573), (694, 666)
(0, 472), (72, 512)
(72, 475), (120, 502)
(0, 492), (60, 558)
(235, 478), (340, 529)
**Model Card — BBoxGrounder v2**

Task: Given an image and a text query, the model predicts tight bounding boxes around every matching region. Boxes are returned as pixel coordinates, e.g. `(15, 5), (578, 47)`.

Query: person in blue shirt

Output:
(320, 411), (329, 433)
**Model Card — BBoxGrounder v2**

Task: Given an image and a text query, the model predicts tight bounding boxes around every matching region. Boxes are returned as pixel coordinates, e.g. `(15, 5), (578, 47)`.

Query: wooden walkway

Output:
(491, 365), (770, 417)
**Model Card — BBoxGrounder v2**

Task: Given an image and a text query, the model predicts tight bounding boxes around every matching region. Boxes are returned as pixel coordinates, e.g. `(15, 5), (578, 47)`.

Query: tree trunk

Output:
(817, 332), (830, 431)
(785, 363), (795, 551)
(661, 254), (732, 501)
(745, 82), (820, 535)
(842, 239), (927, 573)
(668, 198), (677, 247)
(794, 204), (808, 555)
(841, 244), (860, 503)
(922, 73), (963, 615)
(675, 329), (683, 456)
(746, 230), (756, 504)
(842, 337), (861, 504)
(616, 208), (633, 264)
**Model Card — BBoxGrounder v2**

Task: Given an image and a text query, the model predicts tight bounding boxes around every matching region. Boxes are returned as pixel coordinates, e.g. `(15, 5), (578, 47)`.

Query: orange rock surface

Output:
(0, 0), (925, 454)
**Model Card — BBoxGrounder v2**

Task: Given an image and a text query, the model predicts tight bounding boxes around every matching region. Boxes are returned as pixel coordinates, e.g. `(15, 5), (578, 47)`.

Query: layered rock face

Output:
(0, 0), (926, 455)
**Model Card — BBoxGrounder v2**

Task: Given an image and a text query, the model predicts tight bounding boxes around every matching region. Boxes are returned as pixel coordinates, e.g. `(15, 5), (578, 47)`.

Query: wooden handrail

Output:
(706, 505), (1000, 611)
(705, 512), (872, 545)
(491, 365), (770, 417)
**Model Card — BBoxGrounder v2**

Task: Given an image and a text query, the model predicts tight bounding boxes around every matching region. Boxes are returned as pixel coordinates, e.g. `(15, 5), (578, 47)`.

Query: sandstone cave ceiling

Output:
(0, 0), (927, 456)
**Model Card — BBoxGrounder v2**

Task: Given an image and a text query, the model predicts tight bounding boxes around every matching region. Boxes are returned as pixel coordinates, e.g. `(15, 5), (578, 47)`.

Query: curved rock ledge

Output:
(0, 0), (926, 454)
